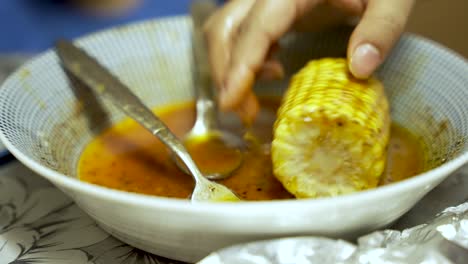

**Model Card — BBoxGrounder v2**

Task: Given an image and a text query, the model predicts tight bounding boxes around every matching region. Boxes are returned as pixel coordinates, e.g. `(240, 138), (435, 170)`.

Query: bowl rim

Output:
(0, 16), (467, 215)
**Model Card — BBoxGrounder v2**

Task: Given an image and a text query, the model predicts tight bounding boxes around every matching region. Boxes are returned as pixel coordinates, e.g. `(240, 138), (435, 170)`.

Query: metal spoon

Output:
(178, 0), (245, 180)
(55, 40), (240, 202)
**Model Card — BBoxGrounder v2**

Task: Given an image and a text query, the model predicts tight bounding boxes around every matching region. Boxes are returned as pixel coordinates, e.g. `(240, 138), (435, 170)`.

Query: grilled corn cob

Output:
(272, 58), (390, 198)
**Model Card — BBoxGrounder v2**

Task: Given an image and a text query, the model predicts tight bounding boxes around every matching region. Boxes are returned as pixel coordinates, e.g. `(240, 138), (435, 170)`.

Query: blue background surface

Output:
(0, 0), (193, 53)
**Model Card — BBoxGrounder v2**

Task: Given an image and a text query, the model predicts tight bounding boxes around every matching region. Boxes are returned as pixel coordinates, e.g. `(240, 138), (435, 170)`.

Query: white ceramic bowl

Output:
(0, 17), (467, 262)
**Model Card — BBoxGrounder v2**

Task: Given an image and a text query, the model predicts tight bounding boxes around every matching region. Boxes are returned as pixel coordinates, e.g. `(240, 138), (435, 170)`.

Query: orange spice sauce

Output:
(78, 97), (425, 200)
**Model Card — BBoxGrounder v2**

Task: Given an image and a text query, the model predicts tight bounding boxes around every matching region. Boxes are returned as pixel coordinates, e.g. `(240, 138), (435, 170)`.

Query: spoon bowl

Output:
(177, 130), (245, 180)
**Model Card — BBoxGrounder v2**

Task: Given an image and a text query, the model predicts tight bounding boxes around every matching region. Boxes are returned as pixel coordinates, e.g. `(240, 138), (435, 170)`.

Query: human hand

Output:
(204, 0), (415, 124)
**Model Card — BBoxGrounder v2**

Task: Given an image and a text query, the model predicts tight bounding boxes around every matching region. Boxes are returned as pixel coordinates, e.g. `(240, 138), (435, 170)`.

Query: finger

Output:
(221, 0), (322, 110)
(204, 0), (255, 88)
(347, 0), (415, 79)
(258, 43), (284, 81)
(234, 91), (260, 126)
(219, 62), (255, 110)
(257, 59), (284, 81)
(221, 43), (282, 123)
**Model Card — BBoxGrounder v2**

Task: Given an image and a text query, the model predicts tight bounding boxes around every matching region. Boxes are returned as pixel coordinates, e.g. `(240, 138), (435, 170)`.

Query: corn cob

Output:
(271, 58), (390, 198)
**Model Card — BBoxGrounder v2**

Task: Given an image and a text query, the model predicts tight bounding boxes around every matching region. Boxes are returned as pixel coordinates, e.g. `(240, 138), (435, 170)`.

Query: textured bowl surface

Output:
(0, 16), (467, 262)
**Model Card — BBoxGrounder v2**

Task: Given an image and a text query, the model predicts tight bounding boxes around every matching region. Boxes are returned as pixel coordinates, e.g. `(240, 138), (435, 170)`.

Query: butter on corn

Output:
(271, 58), (390, 198)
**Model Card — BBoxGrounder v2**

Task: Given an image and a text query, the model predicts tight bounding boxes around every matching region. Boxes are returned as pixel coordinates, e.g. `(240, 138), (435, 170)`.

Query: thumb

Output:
(347, 0), (415, 79)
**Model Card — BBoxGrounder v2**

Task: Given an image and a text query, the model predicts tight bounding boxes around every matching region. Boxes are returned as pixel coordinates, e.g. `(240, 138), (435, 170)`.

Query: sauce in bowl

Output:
(78, 97), (425, 200)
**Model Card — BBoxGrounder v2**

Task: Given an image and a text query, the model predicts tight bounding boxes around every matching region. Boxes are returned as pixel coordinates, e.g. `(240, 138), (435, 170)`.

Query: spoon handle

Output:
(190, 0), (219, 134)
(55, 40), (205, 184)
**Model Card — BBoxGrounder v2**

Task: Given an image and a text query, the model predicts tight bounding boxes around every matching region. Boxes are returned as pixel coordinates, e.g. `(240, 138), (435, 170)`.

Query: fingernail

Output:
(350, 43), (381, 79)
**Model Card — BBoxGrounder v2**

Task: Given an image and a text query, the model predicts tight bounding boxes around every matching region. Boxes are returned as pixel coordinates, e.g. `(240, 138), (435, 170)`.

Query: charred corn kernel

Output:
(271, 58), (390, 198)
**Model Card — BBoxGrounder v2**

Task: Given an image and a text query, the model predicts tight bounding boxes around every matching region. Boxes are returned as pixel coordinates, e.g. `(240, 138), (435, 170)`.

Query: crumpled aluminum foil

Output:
(198, 202), (468, 264)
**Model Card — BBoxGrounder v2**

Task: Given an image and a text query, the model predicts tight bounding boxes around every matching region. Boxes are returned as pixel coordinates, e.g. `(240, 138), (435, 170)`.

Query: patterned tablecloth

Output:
(0, 55), (467, 264)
